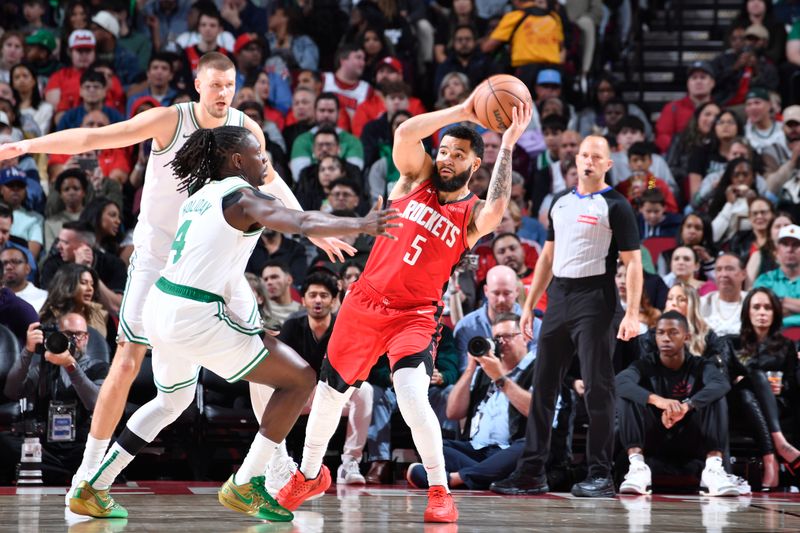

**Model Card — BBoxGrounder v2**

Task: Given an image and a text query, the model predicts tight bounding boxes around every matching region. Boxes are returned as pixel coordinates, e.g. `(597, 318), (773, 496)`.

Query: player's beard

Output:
(432, 165), (472, 192)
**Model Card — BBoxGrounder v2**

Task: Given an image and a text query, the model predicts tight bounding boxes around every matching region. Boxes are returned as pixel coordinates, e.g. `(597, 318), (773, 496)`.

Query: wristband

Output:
(494, 376), (507, 390)
(65, 362), (77, 373)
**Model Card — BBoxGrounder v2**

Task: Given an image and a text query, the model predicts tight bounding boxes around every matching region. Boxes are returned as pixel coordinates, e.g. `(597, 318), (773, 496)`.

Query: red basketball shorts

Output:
(325, 281), (442, 386)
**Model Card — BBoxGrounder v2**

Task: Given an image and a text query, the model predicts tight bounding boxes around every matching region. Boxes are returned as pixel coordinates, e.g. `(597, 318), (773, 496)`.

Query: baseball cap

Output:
(745, 87), (770, 102)
(783, 105), (800, 124)
(778, 224), (800, 243)
(234, 33), (261, 55)
(92, 11), (120, 39)
(68, 29), (96, 49)
(687, 60), (714, 77)
(376, 56), (403, 75)
(536, 69), (561, 85)
(25, 29), (56, 52)
(745, 24), (769, 40)
(0, 167), (27, 187)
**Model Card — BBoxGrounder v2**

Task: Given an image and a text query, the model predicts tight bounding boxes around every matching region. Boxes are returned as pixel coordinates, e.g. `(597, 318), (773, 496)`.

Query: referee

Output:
(490, 135), (642, 497)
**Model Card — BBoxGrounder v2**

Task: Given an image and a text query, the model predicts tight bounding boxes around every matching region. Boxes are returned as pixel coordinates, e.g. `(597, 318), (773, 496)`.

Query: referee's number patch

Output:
(577, 215), (599, 225)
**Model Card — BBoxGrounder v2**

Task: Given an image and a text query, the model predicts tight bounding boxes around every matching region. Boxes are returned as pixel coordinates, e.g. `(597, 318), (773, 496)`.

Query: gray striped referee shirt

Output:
(548, 186), (639, 278)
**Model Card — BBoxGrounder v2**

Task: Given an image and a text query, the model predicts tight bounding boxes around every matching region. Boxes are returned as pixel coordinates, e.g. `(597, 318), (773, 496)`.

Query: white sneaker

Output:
(337, 458), (366, 485)
(619, 462), (652, 495)
(728, 474), (751, 495)
(265, 454), (297, 496)
(700, 463), (739, 496)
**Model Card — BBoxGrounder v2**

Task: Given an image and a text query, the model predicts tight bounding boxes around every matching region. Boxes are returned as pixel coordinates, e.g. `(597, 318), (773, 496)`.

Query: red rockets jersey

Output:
(360, 180), (479, 305)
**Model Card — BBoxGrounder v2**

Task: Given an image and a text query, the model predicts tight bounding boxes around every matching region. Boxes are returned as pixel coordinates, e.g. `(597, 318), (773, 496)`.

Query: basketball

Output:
(472, 74), (533, 133)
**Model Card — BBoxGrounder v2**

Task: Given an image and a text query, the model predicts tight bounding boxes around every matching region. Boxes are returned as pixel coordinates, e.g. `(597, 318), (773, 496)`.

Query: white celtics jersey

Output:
(161, 176), (262, 301)
(134, 102), (245, 260)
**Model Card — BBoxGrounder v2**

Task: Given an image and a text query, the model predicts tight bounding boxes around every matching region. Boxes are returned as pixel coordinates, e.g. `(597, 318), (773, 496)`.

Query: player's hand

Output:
(500, 103), (533, 147)
(359, 196), (402, 240)
(308, 236), (356, 263)
(0, 140), (30, 161)
(459, 88), (481, 125)
(617, 314), (639, 341)
(520, 307), (535, 342)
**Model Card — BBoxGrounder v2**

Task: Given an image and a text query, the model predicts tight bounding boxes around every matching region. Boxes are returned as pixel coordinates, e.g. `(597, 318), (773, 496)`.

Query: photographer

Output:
(0, 313), (108, 484)
(406, 313), (540, 490)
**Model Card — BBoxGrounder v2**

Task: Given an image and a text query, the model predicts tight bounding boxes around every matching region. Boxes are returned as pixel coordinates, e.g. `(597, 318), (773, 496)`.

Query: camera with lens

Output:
(468, 336), (499, 358)
(35, 323), (75, 356)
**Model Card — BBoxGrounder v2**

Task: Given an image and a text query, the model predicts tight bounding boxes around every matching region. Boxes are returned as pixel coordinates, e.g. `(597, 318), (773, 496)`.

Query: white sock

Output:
(394, 363), (448, 490)
(300, 381), (353, 479)
(90, 443), (134, 490)
(235, 433), (279, 485)
(79, 436), (110, 476)
(705, 456), (723, 469)
(268, 440), (290, 467)
(629, 453), (645, 465)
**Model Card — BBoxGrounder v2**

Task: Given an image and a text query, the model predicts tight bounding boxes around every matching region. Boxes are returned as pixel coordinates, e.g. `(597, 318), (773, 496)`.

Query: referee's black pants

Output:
(517, 275), (618, 478)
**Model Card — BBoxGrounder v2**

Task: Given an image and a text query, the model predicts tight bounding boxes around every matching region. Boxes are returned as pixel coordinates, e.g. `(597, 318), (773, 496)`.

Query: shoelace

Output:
(428, 487), (448, 506)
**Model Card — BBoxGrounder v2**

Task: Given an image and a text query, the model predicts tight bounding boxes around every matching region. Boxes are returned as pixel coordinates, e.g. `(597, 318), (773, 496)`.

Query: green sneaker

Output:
(68, 481), (128, 518)
(218, 474), (294, 522)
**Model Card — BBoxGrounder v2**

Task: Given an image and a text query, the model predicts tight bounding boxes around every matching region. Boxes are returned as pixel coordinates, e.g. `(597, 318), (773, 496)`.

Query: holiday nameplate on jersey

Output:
(47, 401), (76, 442)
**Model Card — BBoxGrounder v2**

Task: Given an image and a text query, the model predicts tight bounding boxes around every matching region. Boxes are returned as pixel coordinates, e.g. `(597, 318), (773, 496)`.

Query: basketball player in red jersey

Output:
(277, 92), (532, 522)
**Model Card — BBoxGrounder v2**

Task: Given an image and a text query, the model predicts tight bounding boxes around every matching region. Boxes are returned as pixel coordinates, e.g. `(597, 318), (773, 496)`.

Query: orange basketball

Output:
(471, 74), (533, 133)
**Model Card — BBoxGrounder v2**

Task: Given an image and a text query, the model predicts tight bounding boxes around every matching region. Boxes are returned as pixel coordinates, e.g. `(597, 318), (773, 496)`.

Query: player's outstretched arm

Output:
(0, 106), (176, 161)
(466, 104), (532, 248)
(392, 90), (481, 179)
(234, 189), (402, 240)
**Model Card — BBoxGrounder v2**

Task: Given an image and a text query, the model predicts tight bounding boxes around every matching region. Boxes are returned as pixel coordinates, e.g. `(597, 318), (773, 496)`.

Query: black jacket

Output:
(616, 349), (730, 409)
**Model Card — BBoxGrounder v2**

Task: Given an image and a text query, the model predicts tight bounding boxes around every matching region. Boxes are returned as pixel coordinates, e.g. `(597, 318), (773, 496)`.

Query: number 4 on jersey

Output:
(403, 235), (427, 266)
(170, 220), (192, 264)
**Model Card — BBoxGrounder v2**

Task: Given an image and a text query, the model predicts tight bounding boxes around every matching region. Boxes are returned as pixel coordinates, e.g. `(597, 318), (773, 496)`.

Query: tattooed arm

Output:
(466, 104), (532, 248)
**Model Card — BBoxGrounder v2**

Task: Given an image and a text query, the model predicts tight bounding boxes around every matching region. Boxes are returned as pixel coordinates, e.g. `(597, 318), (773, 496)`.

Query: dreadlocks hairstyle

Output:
(170, 126), (253, 196)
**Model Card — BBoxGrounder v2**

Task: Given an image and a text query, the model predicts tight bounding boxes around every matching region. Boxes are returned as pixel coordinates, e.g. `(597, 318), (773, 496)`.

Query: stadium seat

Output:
(0, 324), (21, 429)
(642, 236), (677, 263)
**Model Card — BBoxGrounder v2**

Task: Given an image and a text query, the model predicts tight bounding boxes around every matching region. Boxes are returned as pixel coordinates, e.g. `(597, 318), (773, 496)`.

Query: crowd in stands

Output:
(0, 0), (799, 491)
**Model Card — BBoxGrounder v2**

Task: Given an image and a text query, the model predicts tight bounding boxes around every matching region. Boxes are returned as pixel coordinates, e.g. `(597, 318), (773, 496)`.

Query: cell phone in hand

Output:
(77, 157), (98, 173)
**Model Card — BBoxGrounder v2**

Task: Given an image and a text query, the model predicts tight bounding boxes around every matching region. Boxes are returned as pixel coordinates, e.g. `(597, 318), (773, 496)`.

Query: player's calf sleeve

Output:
(249, 382), (275, 424)
(300, 381), (354, 479)
(89, 387), (196, 490)
(394, 363), (449, 489)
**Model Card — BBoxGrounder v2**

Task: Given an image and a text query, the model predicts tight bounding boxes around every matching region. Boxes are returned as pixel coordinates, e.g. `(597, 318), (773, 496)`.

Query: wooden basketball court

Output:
(2, 482), (799, 532)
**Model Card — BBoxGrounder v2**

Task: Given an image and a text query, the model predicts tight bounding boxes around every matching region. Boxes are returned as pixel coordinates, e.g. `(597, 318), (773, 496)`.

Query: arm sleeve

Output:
(615, 364), (652, 405)
(3, 349), (36, 400)
(608, 194), (640, 251)
(690, 360), (731, 409)
(68, 360), (108, 411)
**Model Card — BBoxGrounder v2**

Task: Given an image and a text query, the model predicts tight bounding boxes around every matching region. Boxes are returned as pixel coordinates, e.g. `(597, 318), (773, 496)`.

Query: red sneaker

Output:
(276, 465), (331, 511)
(424, 486), (458, 523)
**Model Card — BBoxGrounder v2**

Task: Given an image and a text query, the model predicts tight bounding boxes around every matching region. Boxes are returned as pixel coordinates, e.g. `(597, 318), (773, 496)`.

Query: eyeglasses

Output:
(63, 330), (88, 341)
(1, 259), (25, 267)
(495, 332), (521, 343)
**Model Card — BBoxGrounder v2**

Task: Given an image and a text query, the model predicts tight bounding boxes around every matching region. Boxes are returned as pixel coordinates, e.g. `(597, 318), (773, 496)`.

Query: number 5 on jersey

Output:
(404, 235), (427, 266)
(170, 220), (192, 264)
